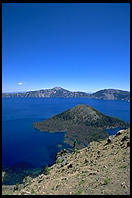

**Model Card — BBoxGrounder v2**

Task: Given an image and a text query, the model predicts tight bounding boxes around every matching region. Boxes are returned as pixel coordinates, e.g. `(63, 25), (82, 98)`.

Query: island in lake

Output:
(33, 104), (129, 149)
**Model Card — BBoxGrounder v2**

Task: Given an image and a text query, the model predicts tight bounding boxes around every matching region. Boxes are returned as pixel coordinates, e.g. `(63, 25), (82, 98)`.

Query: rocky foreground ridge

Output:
(33, 104), (129, 148)
(2, 128), (130, 195)
(2, 87), (130, 101)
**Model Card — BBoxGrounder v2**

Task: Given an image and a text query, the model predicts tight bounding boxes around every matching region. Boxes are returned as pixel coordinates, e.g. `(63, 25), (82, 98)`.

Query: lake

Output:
(2, 98), (130, 169)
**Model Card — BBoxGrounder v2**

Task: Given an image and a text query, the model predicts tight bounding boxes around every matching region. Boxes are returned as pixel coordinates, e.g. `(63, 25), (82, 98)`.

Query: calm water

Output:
(2, 98), (130, 169)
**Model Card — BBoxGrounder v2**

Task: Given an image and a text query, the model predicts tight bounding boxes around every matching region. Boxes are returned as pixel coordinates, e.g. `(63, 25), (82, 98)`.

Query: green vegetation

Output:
(2, 128), (130, 195)
(104, 177), (111, 185)
(33, 104), (128, 149)
(105, 168), (110, 173)
(73, 148), (79, 153)
(24, 176), (28, 183)
(79, 179), (86, 185)
(113, 158), (121, 163)
(34, 104), (128, 131)
(15, 183), (19, 190)
(81, 172), (86, 177)
(73, 139), (79, 153)
(75, 189), (83, 195)
(73, 139), (77, 148)
(31, 189), (35, 194)
(119, 164), (128, 169)
(56, 158), (63, 164)
(44, 166), (51, 175)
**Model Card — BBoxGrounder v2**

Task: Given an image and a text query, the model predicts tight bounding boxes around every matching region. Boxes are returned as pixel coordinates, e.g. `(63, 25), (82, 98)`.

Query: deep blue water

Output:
(2, 98), (130, 169)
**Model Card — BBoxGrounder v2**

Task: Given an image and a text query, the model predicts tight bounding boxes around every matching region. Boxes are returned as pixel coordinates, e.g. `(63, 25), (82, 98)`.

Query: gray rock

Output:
(38, 178), (43, 183)
(14, 185), (19, 191)
(38, 174), (43, 179)
(56, 149), (69, 160)
(89, 171), (97, 175)
(57, 156), (64, 162)
(107, 136), (113, 144)
(127, 141), (130, 147)
(115, 130), (122, 136)
(121, 135), (128, 142)
(61, 158), (67, 167)
(67, 163), (72, 168)
(96, 155), (100, 159)
(90, 160), (93, 164)
(84, 158), (89, 163)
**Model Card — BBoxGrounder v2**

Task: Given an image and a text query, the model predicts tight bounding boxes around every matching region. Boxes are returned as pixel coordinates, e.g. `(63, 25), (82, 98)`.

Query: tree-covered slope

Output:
(33, 104), (129, 148)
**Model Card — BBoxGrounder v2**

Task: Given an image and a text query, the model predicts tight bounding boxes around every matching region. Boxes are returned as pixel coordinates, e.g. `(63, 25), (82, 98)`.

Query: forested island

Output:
(33, 104), (129, 148)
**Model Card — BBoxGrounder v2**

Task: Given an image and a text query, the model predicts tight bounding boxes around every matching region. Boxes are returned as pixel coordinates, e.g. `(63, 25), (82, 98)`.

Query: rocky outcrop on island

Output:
(2, 87), (130, 101)
(33, 104), (129, 149)
(2, 128), (130, 195)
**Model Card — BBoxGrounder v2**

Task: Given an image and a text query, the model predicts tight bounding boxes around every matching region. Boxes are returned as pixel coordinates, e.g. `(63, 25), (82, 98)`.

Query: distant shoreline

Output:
(2, 87), (130, 102)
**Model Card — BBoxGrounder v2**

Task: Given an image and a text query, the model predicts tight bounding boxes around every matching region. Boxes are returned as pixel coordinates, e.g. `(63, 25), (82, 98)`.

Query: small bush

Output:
(75, 189), (83, 195)
(56, 158), (63, 164)
(31, 189), (35, 194)
(73, 148), (79, 153)
(81, 172), (86, 177)
(73, 139), (77, 151)
(79, 179), (85, 185)
(44, 165), (51, 175)
(104, 177), (111, 185)
(119, 164), (128, 169)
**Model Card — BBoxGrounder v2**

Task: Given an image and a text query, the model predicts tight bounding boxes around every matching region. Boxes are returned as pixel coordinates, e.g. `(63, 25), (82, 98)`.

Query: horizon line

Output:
(2, 87), (130, 94)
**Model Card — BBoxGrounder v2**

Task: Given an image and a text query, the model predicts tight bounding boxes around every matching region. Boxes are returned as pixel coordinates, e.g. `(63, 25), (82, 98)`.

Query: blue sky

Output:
(2, 3), (130, 93)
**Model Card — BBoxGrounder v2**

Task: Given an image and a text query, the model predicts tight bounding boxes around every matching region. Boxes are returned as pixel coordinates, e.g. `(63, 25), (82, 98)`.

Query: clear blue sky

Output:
(2, 3), (130, 93)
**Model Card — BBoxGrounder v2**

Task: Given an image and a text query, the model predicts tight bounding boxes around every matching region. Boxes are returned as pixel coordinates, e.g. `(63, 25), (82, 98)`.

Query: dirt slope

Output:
(2, 128), (130, 195)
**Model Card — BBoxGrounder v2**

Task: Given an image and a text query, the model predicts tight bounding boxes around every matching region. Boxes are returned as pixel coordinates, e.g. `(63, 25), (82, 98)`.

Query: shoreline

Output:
(2, 128), (130, 195)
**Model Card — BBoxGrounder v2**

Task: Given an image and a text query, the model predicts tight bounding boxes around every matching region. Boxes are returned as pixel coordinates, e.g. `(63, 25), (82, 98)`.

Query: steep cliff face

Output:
(2, 128), (130, 195)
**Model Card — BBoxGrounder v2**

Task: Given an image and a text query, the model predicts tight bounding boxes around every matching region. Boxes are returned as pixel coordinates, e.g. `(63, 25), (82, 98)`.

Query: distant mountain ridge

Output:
(2, 87), (130, 101)
(92, 89), (130, 101)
